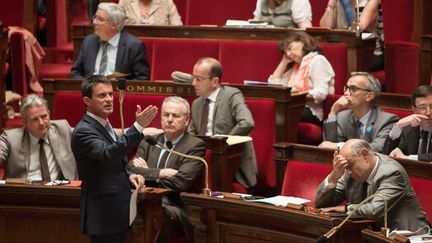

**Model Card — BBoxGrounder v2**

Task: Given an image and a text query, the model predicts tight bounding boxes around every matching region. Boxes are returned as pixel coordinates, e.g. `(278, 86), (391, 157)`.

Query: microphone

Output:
(355, 0), (362, 46)
(316, 194), (389, 243)
(144, 135), (212, 196)
(118, 78), (126, 134)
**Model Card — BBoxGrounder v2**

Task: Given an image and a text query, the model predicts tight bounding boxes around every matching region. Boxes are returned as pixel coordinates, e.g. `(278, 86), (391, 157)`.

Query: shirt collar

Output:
(29, 132), (49, 147)
(87, 111), (109, 127)
(207, 87), (221, 103)
(106, 32), (121, 48)
(164, 133), (184, 147)
(366, 155), (380, 185)
(357, 109), (372, 126)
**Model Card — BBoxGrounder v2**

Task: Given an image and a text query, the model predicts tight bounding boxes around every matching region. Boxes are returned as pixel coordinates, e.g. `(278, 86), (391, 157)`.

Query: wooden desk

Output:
(361, 229), (410, 243)
(420, 35), (432, 86)
(0, 184), (167, 243)
(199, 136), (243, 191)
(72, 25), (376, 74)
(273, 143), (432, 193)
(42, 79), (306, 142)
(181, 192), (373, 243)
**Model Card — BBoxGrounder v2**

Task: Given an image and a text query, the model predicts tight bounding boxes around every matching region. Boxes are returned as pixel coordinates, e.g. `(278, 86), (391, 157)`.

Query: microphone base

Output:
(203, 188), (211, 196)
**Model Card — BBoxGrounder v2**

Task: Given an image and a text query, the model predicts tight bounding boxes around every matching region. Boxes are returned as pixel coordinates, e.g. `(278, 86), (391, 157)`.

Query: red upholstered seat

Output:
(219, 41), (280, 84)
(410, 177), (432, 222)
(297, 122), (322, 145)
(281, 160), (332, 202)
(172, 0), (187, 24)
(246, 98), (276, 188)
(150, 39), (219, 80)
(384, 41), (419, 94)
(381, 0), (413, 43)
(9, 31), (28, 96)
(39, 63), (72, 79)
(186, 0), (256, 26)
(0, 166), (4, 179)
(382, 108), (411, 119)
(310, 0), (327, 27)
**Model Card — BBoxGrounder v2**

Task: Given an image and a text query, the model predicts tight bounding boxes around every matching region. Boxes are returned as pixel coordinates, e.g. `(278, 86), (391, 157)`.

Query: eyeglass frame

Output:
(343, 85), (371, 93)
(414, 104), (432, 112)
(192, 75), (213, 82)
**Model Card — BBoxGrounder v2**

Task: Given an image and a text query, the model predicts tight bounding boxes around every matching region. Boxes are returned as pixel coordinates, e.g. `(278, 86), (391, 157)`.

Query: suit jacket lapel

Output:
(47, 127), (60, 165)
(347, 111), (356, 139)
(364, 108), (377, 142)
(212, 87), (224, 134)
(148, 135), (163, 168)
(88, 37), (100, 75)
(84, 114), (114, 143)
(407, 126), (421, 154)
(115, 32), (125, 71)
(166, 133), (188, 169)
(22, 130), (31, 176)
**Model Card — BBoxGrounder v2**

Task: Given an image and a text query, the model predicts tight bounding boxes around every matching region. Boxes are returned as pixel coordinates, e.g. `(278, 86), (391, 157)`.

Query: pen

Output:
(211, 192), (223, 197)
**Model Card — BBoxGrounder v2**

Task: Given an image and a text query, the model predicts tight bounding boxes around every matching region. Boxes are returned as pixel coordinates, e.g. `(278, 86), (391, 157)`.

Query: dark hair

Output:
(81, 75), (112, 98)
(411, 85), (432, 106)
(196, 57), (223, 80)
(278, 31), (320, 55)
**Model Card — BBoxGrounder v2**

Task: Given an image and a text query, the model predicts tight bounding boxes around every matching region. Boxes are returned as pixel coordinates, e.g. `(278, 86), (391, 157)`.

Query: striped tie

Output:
(99, 41), (108, 75)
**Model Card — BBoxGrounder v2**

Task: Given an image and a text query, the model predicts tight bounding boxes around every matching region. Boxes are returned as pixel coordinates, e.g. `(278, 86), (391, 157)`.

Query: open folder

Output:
(245, 195), (310, 207)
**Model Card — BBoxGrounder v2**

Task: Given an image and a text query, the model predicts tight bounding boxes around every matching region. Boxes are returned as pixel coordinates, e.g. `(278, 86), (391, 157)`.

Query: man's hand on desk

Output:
(320, 205), (346, 213)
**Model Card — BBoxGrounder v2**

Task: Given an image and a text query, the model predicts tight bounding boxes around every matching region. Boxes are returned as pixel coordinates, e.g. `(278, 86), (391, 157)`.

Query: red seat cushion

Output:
(39, 63), (72, 79)
(382, 108), (411, 119)
(219, 41), (280, 83)
(281, 160), (332, 203)
(297, 122), (322, 145)
(410, 177), (432, 222)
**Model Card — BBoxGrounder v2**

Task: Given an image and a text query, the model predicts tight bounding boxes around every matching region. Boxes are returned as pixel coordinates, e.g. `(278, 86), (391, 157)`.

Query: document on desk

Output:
(213, 135), (252, 145)
(129, 189), (138, 225)
(247, 195), (310, 207)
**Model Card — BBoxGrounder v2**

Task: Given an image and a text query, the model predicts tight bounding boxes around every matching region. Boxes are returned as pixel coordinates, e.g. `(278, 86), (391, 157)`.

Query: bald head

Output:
(340, 139), (376, 182)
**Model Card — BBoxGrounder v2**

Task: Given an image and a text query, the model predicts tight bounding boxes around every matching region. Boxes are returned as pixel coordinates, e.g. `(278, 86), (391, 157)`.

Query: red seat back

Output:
(410, 177), (432, 222)
(186, 0), (255, 26)
(172, 0), (187, 24)
(281, 160), (332, 202)
(150, 39), (219, 80)
(382, 108), (411, 119)
(320, 43), (348, 95)
(310, 0), (327, 27)
(381, 0), (413, 42)
(384, 41), (419, 94)
(219, 41), (280, 83)
(9, 32), (28, 96)
(246, 98), (276, 188)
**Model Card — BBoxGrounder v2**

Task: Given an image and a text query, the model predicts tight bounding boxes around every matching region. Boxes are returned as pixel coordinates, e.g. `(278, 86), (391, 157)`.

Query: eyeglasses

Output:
(415, 104), (432, 112)
(344, 85), (371, 93)
(192, 75), (211, 82)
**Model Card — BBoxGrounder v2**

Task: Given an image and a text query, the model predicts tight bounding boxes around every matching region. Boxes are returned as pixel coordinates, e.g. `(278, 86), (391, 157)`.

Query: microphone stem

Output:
(119, 90), (124, 134)
(160, 144), (211, 196)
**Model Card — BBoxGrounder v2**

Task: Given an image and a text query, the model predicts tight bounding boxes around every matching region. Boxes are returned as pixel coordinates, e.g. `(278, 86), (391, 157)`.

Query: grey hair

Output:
(20, 94), (48, 119)
(351, 140), (372, 155)
(162, 96), (190, 117)
(350, 72), (381, 106)
(97, 3), (125, 31)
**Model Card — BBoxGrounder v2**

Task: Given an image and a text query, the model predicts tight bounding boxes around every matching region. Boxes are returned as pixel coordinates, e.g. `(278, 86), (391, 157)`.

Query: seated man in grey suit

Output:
(315, 139), (429, 232)
(70, 2), (150, 80)
(129, 96), (206, 243)
(0, 94), (77, 181)
(383, 85), (432, 161)
(187, 57), (258, 189)
(319, 72), (398, 152)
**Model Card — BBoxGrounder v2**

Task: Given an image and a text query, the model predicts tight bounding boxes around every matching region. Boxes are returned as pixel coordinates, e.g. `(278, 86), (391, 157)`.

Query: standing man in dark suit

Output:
(315, 139), (429, 232)
(0, 94), (77, 181)
(187, 57), (258, 189)
(70, 2), (150, 80)
(129, 96), (206, 243)
(71, 75), (157, 243)
(319, 72), (398, 152)
(382, 85), (432, 161)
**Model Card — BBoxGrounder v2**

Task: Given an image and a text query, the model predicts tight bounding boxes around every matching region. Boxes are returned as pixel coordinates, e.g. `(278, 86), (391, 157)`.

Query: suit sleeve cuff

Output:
(133, 122), (144, 133)
(388, 124), (402, 140)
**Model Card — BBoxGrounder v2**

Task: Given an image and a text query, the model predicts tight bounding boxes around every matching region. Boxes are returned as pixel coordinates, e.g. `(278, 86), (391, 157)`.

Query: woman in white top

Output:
(253, 0), (312, 29)
(119, 0), (183, 26)
(269, 31), (335, 125)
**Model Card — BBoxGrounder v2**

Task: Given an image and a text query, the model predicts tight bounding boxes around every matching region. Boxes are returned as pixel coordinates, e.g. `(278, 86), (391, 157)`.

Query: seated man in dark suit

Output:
(315, 139), (429, 232)
(129, 96), (206, 243)
(187, 57), (258, 189)
(70, 2), (150, 80)
(0, 94), (77, 181)
(382, 85), (432, 161)
(319, 72), (398, 152)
